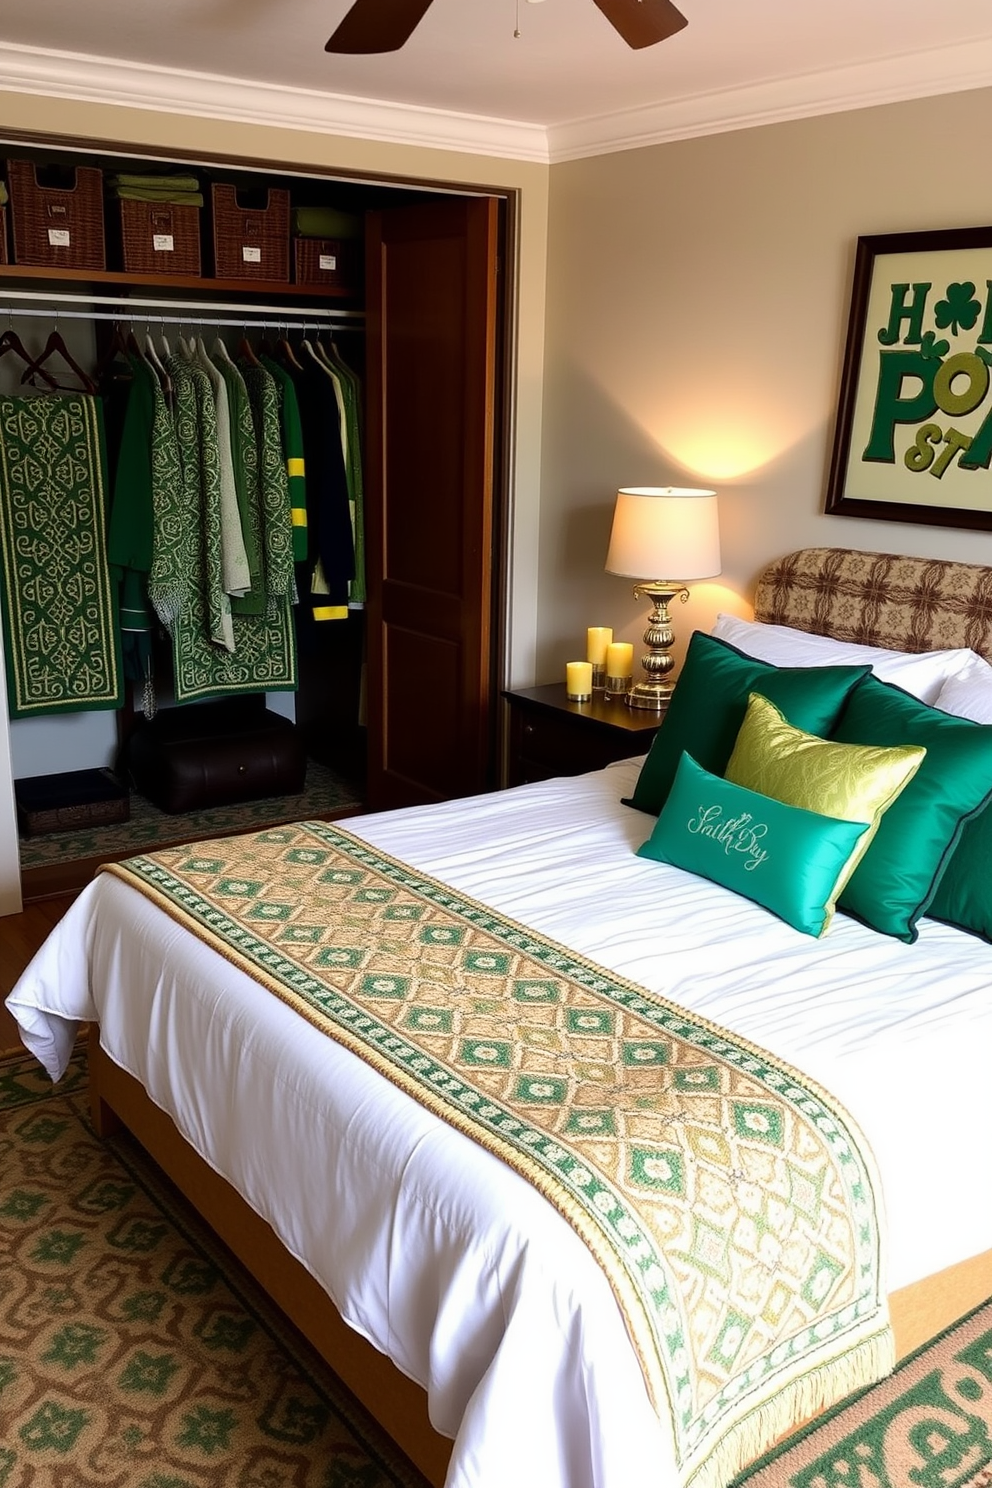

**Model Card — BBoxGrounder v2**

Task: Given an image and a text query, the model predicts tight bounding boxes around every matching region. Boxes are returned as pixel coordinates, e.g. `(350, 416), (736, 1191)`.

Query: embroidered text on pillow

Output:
(687, 805), (769, 870)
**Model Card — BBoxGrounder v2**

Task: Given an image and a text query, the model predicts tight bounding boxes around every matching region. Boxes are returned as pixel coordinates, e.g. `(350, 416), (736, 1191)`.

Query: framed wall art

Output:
(825, 225), (992, 532)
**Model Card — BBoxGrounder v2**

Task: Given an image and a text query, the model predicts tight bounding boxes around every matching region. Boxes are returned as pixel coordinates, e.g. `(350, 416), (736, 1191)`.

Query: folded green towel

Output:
(114, 186), (204, 208)
(0, 182), (7, 206)
(293, 206), (362, 240)
(109, 172), (201, 192)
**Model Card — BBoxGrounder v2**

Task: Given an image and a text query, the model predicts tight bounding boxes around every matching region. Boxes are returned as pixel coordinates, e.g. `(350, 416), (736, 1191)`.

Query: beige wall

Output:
(540, 87), (992, 683)
(0, 89), (550, 911)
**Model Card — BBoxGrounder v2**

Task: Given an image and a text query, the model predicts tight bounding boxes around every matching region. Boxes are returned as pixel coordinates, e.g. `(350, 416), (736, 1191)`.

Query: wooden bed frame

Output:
(87, 546), (992, 1487)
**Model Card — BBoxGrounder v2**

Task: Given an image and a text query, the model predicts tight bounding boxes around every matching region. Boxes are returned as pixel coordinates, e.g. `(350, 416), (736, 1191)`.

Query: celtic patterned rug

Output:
(0, 1046), (427, 1488)
(734, 1297), (992, 1488)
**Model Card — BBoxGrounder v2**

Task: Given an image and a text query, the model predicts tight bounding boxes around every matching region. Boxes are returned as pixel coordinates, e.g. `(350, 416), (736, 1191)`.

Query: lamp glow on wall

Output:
(605, 487), (721, 710)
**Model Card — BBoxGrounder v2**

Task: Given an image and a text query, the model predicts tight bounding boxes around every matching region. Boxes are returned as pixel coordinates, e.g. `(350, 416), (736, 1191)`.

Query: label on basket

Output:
(47, 229), (71, 247)
(242, 245), (262, 263)
(319, 253), (338, 271)
(152, 234), (175, 252)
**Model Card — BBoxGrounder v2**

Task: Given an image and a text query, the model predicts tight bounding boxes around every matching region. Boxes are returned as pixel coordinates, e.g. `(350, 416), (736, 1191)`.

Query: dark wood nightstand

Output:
(504, 684), (666, 787)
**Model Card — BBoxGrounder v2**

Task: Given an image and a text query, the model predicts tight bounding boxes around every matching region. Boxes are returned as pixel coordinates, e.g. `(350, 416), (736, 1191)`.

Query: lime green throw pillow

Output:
(624, 632), (870, 816)
(725, 692), (926, 898)
(831, 674), (992, 942)
(637, 753), (869, 938)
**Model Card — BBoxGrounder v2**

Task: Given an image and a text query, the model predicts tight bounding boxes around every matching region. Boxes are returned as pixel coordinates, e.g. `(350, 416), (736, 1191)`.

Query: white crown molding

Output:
(0, 42), (550, 165)
(1, 34), (991, 169)
(549, 35), (992, 162)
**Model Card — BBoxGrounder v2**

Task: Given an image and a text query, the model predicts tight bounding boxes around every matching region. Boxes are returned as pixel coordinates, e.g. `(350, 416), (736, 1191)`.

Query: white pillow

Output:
(932, 651), (992, 722)
(710, 613), (973, 704)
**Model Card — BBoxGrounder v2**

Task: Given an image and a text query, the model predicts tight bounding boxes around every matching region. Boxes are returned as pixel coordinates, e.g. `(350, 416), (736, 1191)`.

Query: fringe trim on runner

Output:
(686, 1329), (896, 1488)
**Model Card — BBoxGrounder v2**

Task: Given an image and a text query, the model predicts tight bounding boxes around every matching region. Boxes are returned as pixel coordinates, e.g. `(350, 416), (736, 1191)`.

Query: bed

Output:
(7, 546), (992, 1488)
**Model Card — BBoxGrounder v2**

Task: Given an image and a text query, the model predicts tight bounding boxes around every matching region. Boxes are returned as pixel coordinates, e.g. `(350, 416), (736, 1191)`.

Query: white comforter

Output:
(8, 760), (992, 1488)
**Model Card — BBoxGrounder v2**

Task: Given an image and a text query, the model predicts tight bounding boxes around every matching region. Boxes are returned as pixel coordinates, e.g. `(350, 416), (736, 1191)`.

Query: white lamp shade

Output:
(605, 487), (721, 581)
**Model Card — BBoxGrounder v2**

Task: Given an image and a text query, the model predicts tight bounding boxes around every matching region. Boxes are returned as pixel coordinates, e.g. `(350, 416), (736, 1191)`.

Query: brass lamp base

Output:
(626, 678), (676, 710)
(625, 581), (689, 711)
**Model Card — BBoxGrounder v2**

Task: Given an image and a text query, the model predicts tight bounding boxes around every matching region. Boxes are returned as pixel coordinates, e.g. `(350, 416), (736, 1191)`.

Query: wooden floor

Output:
(0, 892), (77, 1054)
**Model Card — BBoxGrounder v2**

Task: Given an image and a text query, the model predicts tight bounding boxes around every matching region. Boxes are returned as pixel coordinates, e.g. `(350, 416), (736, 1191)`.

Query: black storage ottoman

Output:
(126, 699), (307, 814)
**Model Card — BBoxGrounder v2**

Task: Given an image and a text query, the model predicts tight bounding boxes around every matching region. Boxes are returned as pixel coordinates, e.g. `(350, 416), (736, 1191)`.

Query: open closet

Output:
(0, 139), (511, 903)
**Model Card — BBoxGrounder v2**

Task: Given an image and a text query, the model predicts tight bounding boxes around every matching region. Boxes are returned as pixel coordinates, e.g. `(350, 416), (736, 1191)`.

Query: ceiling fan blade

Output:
(592, 0), (687, 49)
(326, 0), (435, 53)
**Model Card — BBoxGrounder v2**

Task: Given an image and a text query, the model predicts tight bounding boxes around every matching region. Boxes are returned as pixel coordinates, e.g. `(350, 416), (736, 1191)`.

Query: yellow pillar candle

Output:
(565, 661), (593, 699)
(586, 627), (613, 666)
(606, 641), (634, 678)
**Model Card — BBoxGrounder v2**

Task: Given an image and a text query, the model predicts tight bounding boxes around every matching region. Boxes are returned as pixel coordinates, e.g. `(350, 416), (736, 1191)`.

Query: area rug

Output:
(0, 1046), (427, 1487)
(733, 1294), (992, 1488)
(17, 760), (363, 871)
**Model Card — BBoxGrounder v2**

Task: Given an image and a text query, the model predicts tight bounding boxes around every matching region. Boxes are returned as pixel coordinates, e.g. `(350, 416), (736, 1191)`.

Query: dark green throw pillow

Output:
(831, 674), (992, 942)
(624, 631), (870, 816)
(926, 808), (992, 941)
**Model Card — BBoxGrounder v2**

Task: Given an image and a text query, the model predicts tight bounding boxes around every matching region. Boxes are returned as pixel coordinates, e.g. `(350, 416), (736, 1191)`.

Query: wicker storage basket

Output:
(117, 198), (201, 275)
(212, 183), (290, 282)
(7, 160), (105, 270)
(15, 768), (129, 838)
(293, 236), (360, 293)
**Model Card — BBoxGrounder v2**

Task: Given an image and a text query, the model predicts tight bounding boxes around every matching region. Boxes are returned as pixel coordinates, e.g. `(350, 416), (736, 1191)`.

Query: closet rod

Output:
(0, 305), (363, 332)
(0, 288), (361, 325)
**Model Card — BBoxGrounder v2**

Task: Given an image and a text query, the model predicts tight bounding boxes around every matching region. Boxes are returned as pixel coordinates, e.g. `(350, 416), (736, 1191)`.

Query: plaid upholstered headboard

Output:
(753, 548), (992, 666)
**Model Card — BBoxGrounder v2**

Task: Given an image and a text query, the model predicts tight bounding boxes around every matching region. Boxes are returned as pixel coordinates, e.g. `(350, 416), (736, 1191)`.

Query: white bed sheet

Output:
(8, 759), (992, 1488)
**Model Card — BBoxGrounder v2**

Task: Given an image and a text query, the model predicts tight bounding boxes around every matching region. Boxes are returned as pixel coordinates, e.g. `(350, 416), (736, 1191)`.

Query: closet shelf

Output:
(0, 262), (356, 301)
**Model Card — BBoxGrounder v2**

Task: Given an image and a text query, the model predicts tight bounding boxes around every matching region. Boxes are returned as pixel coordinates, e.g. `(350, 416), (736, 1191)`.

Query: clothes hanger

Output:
(143, 326), (172, 398)
(275, 326), (304, 371)
(0, 327), (59, 390)
(93, 321), (132, 384)
(237, 329), (261, 367)
(20, 327), (97, 395)
(211, 334), (236, 366)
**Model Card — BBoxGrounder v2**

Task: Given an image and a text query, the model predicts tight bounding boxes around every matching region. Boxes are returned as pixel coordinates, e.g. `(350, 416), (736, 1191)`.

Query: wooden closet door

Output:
(364, 196), (499, 811)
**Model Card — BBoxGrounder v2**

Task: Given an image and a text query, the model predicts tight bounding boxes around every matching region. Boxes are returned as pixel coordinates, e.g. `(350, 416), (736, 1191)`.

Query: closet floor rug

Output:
(17, 761), (363, 872)
(0, 1045), (428, 1488)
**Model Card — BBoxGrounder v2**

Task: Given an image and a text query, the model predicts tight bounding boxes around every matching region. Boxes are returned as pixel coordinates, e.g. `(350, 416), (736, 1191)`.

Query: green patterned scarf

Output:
(0, 393), (122, 718)
(147, 352), (296, 704)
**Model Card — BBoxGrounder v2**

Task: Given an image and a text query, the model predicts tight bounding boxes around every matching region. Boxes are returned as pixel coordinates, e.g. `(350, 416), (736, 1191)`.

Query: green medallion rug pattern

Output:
(734, 1296), (992, 1488)
(0, 1046), (428, 1488)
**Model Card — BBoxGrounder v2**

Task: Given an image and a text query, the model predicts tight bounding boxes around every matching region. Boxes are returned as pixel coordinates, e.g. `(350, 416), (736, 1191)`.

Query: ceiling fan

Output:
(326, 0), (687, 54)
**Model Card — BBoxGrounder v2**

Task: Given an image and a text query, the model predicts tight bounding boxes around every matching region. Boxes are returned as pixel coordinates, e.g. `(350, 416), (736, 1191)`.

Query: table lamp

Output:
(605, 486), (721, 709)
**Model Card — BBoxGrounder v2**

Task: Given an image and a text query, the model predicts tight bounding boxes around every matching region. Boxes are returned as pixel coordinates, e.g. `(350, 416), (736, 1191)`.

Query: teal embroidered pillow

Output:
(830, 674), (992, 942)
(636, 752), (870, 938)
(624, 632), (870, 816)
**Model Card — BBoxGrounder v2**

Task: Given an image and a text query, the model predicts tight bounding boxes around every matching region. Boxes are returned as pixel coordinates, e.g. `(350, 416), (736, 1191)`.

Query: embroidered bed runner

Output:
(104, 822), (894, 1488)
(0, 394), (123, 717)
